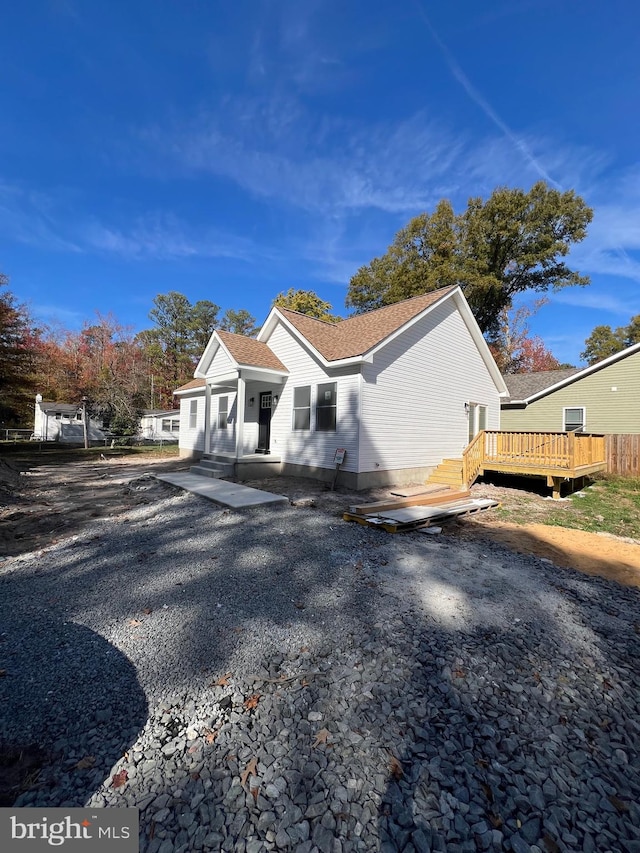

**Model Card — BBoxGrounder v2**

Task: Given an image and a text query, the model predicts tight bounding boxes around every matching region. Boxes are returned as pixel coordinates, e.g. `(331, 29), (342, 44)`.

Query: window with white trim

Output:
(563, 407), (585, 432)
(218, 396), (229, 429)
(171, 418), (180, 432)
(189, 399), (198, 429)
(316, 382), (337, 432)
(292, 386), (311, 431)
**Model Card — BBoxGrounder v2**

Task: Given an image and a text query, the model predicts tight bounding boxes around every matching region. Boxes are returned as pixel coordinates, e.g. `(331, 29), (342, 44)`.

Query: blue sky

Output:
(1, 0), (639, 365)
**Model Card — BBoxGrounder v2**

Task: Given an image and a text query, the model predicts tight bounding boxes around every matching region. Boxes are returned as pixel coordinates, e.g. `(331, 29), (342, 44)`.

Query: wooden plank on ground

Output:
(389, 484), (449, 498)
(348, 489), (470, 516)
(343, 498), (499, 534)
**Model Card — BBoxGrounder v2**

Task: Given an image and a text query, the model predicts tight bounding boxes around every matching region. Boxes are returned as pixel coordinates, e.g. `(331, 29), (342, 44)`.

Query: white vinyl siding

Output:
(263, 323), (359, 472)
(359, 299), (500, 472)
(205, 345), (233, 377)
(179, 392), (206, 453)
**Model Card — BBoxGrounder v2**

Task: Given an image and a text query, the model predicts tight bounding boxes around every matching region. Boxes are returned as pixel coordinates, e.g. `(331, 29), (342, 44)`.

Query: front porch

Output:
(462, 430), (607, 498)
(202, 366), (288, 460)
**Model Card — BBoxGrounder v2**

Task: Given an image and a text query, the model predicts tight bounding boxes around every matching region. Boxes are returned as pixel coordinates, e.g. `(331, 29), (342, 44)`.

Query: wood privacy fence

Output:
(605, 434), (640, 476)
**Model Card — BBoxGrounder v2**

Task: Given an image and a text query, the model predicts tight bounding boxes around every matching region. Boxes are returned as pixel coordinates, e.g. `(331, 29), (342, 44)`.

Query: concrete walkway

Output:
(155, 471), (289, 509)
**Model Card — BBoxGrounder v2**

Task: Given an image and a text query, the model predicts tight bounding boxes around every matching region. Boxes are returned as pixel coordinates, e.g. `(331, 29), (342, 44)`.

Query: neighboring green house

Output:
(501, 342), (640, 434)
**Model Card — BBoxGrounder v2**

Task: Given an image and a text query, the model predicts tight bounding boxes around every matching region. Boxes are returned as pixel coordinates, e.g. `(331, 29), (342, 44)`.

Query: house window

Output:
(316, 382), (337, 432)
(162, 419), (171, 431)
(218, 396), (229, 429)
(189, 399), (198, 429)
(55, 412), (62, 420)
(292, 386), (311, 431)
(76, 412), (83, 421)
(171, 419), (180, 432)
(564, 407), (585, 432)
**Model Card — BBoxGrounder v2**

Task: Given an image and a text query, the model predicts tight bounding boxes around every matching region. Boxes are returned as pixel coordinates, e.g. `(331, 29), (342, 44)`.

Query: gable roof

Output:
(502, 340), (640, 405)
(502, 368), (581, 403)
(275, 286), (458, 361)
(184, 285), (506, 395)
(216, 330), (287, 371)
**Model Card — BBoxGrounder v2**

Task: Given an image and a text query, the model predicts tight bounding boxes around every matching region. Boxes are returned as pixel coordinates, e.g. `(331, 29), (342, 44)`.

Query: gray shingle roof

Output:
(501, 368), (581, 403)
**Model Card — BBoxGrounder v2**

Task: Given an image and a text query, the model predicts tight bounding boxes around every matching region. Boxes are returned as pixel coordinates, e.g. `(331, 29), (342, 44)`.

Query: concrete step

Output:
(190, 461), (235, 478)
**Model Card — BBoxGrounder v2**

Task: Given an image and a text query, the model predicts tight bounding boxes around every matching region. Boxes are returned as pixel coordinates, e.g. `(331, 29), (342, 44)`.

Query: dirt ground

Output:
(1, 450), (639, 589)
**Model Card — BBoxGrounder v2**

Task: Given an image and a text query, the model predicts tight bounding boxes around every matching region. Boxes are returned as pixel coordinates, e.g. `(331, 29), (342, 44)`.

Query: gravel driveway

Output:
(1, 473), (639, 853)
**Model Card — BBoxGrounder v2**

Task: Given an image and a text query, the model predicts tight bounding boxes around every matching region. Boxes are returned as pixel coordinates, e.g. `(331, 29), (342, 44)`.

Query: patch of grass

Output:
(496, 474), (640, 540)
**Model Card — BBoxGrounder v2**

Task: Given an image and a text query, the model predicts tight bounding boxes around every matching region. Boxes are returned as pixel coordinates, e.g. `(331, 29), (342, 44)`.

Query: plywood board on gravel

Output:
(389, 484), (448, 497)
(467, 521), (640, 588)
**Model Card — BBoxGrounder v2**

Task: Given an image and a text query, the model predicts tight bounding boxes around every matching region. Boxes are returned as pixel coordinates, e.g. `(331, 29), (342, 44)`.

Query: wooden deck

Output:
(462, 430), (607, 498)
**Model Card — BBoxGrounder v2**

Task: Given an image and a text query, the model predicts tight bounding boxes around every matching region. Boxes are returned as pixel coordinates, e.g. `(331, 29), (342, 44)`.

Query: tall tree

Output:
(580, 315), (640, 365)
(347, 182), (593, 341)
(144, 292), (220, 400)
(0, 274), (40, 425)
(220, 308), (258, 336)
(190, 299), (221, 353)
(273, 289), (340, 322)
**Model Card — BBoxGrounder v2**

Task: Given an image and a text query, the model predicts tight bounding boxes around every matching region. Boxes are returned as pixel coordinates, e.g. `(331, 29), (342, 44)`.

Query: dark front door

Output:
(256, 391), (272, 454)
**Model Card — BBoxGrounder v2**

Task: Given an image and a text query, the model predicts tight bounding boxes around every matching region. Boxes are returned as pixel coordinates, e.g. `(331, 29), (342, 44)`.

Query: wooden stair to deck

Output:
(426, 457), (465, 489)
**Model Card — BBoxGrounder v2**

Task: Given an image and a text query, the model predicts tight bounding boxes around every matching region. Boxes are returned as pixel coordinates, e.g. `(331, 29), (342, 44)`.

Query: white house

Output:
(33, 395), (106, 442)
(175, 285), (508, 489)
(139, 409), (181, 441)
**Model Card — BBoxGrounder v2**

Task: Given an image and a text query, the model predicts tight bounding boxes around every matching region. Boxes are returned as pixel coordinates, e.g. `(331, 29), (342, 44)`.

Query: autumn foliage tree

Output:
(490, 300), (562, 374)
(32, 314), (149, 434)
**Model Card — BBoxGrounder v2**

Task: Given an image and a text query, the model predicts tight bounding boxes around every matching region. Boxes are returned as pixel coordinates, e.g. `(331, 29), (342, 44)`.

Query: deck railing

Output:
(462, 430), (485, 487)
(462, 430), (606, 487)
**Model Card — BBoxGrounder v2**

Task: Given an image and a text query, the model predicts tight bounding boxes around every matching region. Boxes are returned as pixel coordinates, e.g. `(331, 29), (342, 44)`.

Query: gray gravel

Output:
(1, 477), (639, 853)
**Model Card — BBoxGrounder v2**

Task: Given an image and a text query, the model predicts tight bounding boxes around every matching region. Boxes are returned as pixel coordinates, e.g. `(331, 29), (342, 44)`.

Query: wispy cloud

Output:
(30, 303), (86, 327)
(412, 1), (560, 188)
(551, 289), (640, 316)
(82, 213), (262, 262)
(0, 183), (83, 253)
(0, 181), (270, 264)
(150, 102), (464, 216)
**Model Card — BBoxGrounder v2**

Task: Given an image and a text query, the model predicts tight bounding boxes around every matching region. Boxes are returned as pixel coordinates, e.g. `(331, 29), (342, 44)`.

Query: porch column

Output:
(204, 381), (212, 455)
(235, 372), (245, 459)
